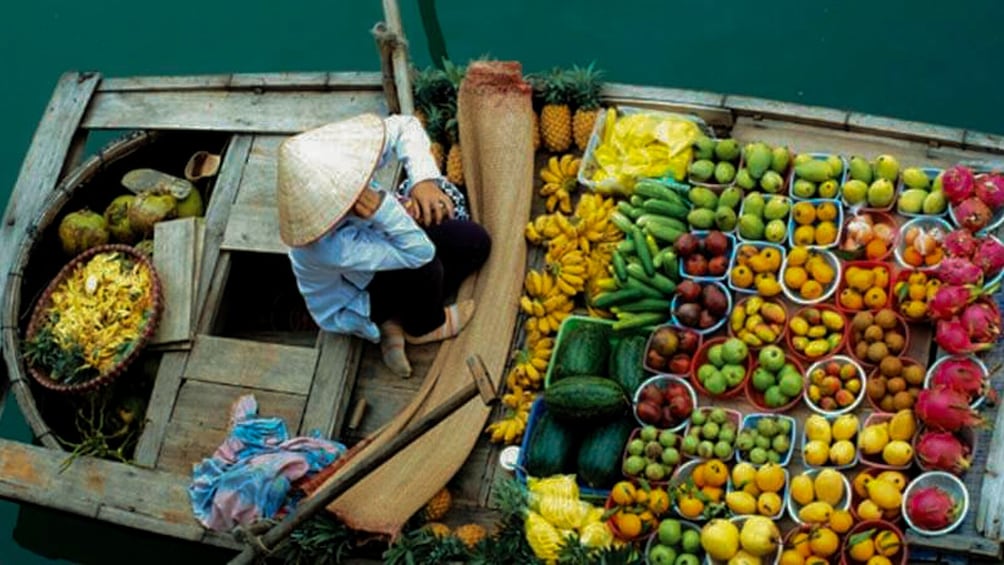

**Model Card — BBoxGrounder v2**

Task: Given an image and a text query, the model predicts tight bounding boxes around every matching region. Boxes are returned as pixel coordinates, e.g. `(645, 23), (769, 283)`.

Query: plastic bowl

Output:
(621, 427), (677, 485)
(786, 468), (853, 525)
(858, 412), (916, 471)
(799, 411), (861, 470)
(690, 337), (752, 400)
(785, 303), (849, 363)
(839, 520), (909, 565)
(803, 356), (867, 418)
(633, 374), (699, 432)
(681, 407), (743, 463)
(669, 459), (733, 521)
(864, 356), (924, 414)
(706, 516), (782, 565)
(896, 167), (946, 219)
(687, 153), (743, 192)
(725, 471), (789, 520)
(892, 268), (941, 324)
(789, 152), (848, 201)
(643, 324), (704, 376)
(643, 519), (703, 564)
(834, 260), (896, 315)
(736, 194), (792, 244)
(670, 281), (732, 336)
(787, 198), (845, 250)
(949, 198), (1004, 237)
(678, 231), (736, 283)
(744, 356), (805, 414)
(780, 248), (842, 305)
(913, 425), (978, 476)
(727, 241), (786, 295)
(736, 413), (798, 466)
(893, 216), (952, 272)
(924, 354), (990, 409)
(841, 210), (899, 262)
(903, 471), (970, 536)
(604, 486), (660, 542)
(727, 295), (786, 349)
(846, 310), (911, 369)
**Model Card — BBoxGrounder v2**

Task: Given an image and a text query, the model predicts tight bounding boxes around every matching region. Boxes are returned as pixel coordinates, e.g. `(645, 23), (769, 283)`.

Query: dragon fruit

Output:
(929, 285), (987, 320)
(954, 196), (993, 232)
(907, 485), (962, 531)
(937, 318), (994, 354)
(960, 298), (1001, 343)
(931, 356), (987, 402)
(943, 230), (978, 258)
(942, 165), (975, 205)
(976, 237), (1004, 277)
(915, 430), (972, 474)
(916, 385), (986, 431)
(937, 256), (984, 286)
(975, 173), (1004, 209)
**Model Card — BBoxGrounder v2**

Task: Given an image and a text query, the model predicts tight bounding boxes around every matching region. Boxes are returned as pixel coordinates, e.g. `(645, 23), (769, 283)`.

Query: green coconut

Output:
(175, 188), (204, 218)
(133, 239), (154, 259)
(128, 192), (177, 237)
(103, 194), (137, 243)
(58, 209), (109, 256)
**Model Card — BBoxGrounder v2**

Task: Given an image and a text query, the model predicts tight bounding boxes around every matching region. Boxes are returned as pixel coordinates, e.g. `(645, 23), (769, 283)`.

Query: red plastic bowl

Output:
(848, 471), (909, 525)
(744, 355), (805, 413)
(858, 412), (917, 471)
(728, 295), (786, 349)
(603, 486), (660, 542)
(620, 428), (676, 485)
(835, 260), (896, 315)
(864, 356), (924, 413)
(785, 303), (849, 363)
(839, 520), (909, 565)
(690, 337), (752, 399)
(846, 310), (911, 368)
(841, 211), (899, 262)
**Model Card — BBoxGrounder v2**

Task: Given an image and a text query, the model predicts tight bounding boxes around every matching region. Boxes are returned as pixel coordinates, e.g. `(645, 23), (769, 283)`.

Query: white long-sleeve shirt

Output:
(287, 115), (444, 342)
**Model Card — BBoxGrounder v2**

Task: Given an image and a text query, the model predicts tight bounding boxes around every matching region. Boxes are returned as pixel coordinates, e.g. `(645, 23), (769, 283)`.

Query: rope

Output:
(371, 24), (409, 51)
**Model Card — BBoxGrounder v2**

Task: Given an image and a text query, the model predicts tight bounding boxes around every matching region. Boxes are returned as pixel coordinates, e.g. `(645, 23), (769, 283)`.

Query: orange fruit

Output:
(732, 265), (754, 288)
(692, 464), (707, 488)
(866, 239), (888, 260)
(648, 489), (670, 515)
(762, 248), (782, 271)
(815, 221), (838, 245)
(614, 511), (643, 540)
(793, 202), (817, 225)
(788, 246), (810, 266)
(903, 246), (924, 267)
(924, 247), (944, 266)
(790, 531), (812, 557)
(701, 485), (724, 503)
(611, 481), (636, 506)
(677, 494), (704, 519)
(785, 266), (809, 290)
(817, 201), (838, 222)
(864, 287), (888, 309)
(829, 509), (854, 533)
(840, 288), (864, 310)
(704, 460), (729, 487)
(873, 267), (890, 289)
(800, 280), (824, 300)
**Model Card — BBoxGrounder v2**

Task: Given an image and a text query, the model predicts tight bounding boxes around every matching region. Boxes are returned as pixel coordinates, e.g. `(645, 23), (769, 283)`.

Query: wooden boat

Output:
(3, 19), (1004, 565)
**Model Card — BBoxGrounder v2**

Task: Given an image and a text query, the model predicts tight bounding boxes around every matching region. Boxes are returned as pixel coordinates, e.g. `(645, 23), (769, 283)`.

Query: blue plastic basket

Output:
(678, 231), (735, 283)
(737, 413), (798, 467)
(790, 153), (847, 201)
(670, 281), (731, 335)
(727, 241), (786, 295)
(896, 167), (947, 218)
(787, 198), (844, 250)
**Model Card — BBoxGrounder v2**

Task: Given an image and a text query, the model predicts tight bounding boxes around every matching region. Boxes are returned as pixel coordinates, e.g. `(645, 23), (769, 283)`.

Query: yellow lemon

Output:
(808, 526), (839, 557)
(829, 440), (857, 466)
(853, 470), (875, 498)
(873, 266), (890, 289)
(805, 415), (832, 443)
(797, 501), (833, 524)
(790, 474), (815, 506)
(888, 409), (917, 441)
(847, 267), (875, 292)
(859, 424), (890, 455)
(755, 463), (786, 493)
(857, 499), (883, 520)
(726, 491), (758, 515)
(788, 246), (809, 266)
(867, 479), (903, 510)
(803, 440), (830, 466)
(882, 440), (914, 467)
(849, 536), (876, 562)
(757, 491), (783, 517)
(780, 549), (805, 565)
(829, 509), (854, 534)
(732, 462), (758, 489)
(876, 471), (908, 492)
(832, 414), (859, 441)
(813, 469), (845, 506)
(755, 273), (783, 297)
(867, 557), (893, 565)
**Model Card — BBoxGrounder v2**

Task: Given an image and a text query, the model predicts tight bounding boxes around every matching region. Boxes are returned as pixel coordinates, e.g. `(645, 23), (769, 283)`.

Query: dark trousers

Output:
(368, 219), (491, 336)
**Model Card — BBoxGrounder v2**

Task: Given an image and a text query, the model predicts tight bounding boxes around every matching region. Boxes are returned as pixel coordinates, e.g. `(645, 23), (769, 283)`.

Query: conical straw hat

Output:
(277, 113), (386, 246)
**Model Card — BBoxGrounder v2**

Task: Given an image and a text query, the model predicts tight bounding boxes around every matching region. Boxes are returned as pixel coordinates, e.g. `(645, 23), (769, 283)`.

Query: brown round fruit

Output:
(637, 401), (661, 424)
(908, 387), (920, 400)
(856, 341), (870, 360)
(652, 329), (679, 357)
(879, 356), (902, 377)
(867, 378), (887, 400)
(867, 342), (890, 363)
(903, 365), (924, 385)
(880, 395), (896, 412)
(886, 377), (907, 394)
(893, 390), (915, 410)
(864, 325), (885, 343)
(852, 311), (875, 332)
(647, 349), (668, 371)
(875, 309), (898, 330)
(884, 332), (905, 354)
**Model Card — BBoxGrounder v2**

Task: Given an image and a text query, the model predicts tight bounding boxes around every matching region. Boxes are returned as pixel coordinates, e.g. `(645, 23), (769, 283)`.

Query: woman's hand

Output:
(410, 180), (454, 226)
(352, 187), (384, 219)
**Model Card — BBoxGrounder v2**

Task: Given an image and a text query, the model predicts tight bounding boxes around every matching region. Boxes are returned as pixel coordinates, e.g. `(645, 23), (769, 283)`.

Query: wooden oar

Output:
(227, 355), (496, 565)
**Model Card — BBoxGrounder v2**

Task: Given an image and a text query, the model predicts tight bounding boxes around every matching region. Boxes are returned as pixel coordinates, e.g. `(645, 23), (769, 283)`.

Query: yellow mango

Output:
(790, 474), (815, 506)
(867, 479), (903, 510)
(813, 469), (845, 506)
(725, 491), (758, 515)
(888, 410), (917, 441)
(798, 501), (834, 524)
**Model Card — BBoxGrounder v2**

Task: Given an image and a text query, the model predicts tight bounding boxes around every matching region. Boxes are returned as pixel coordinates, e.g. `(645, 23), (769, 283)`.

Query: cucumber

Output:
(616, 239), (635, 254)
(577, 416), (635, 490)
(617, 201), (642, 220)
(642, 198), (690, 220)
(644, 223), (685, 245)
(612, 311), (668, 331)
(592, 288), (646, 309)
(611, 251), (628, 283)
(610, 211), (634, 233)
(525, 403), (579, 477)
(630, 194), (646, 208)
(631, 226), (654, 277)
(543, 376), (629, 423)
(637, 214), (687, 233)
(622, 277), (664, 299)
(613, 298), (672, 313)
(634, 180), (687, 205)
(626, 263), (677, 295)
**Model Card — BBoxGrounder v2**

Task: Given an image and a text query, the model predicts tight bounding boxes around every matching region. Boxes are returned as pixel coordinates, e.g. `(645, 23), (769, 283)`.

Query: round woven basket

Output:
(24, 244), (163, 394)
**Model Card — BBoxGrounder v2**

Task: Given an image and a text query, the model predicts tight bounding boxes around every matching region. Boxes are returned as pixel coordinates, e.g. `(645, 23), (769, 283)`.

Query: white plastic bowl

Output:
(902, 471), (969, 536)
(786, 469), (852, 525)
(780, 248), (842, 305)
(803, 355), (867, 417)
(893, 216), (952, 272)
(924, 354), (990, 410)
(633, 374), (699, 433)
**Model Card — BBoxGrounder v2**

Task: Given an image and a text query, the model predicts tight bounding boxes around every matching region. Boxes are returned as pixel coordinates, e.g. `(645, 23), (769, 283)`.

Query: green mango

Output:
(794, 160), (833, 183)
(897, 189), (927, 214)
(715, 139), (741, 162)
(923, 190), (947, 214)
(765, 219), (787, 243)
(874, 154), (900, 182)
(743, 192), (765, 218)
(744, 142), (773, 179)
(689, 159), (715, 182)
(714, 161), (737, 184)
(902, 167), (930, 189)
(687, 208), (715, 229)
(693, 137), (716, 161)
(842, 179), (868, 205)
(818, 179), (839, 199)
(792, 179), (816, 199)
(738, 214), (765, 240)
(867, 178), (896, 208)
(848, 156), (873, 183)
(735, 168), (756, 190)
(719, 186), (743, 210)
(771, 146), (791, 173)
(932, 171), (945, 192)
(688, 187), (719, 210)
(715, 206), (738, 231)
(763, 197), (790, 221)
(760, 170), (784, 193)
(826, 155), (844, 179)
(793, 153), (813, 167)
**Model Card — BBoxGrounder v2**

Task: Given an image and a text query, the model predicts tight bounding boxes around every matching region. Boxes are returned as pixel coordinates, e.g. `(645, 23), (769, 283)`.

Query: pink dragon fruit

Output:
(943, 165), (975, 205)
(915, 430), (972, 474)
(975, 173), (1004, 210)
(931, 356), (987, 402)
(936, 318), (993, 354)
(915, 384), (986, 431)
(907, 485), (962, 531)
(960, 298), (1001, 343)
(976, 237), (1004, 277)
(954, 196), (993, 232)
(943, 230), (978, 258)
(929, 284), (989, 320)
(937, 256), (984, 286)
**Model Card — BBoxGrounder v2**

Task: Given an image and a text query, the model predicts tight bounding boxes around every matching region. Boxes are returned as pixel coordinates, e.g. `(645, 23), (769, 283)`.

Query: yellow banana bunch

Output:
(525, 213), (565, 246)
(485, 409), (528, 444)
(521, 269), (573, 335)
(510, 336), (554, 390)
(545, 246), (587, 296)
(539, 154), (581, 214)
(525, 298), (573, 335)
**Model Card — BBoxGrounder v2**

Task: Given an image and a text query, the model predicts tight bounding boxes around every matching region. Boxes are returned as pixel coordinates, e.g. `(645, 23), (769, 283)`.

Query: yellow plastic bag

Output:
(589, 108), (701, 194)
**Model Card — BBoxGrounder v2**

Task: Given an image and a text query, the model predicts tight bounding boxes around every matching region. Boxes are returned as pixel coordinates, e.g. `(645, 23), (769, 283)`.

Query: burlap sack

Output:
(309, 62), (534, 536)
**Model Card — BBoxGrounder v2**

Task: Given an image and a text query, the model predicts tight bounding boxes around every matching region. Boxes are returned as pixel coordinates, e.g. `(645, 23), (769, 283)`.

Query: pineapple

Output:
(531, 111), (541, 153)
(423, 487), (453, 521)
(569, 63), (603, 151)
(412, 65), (452, 120)
(536, 69), (573, 153)
(445, 111), (464, 186)
(423, 522), (451, 538)
(453, 523), (487, 549)
(424, 105), (447, 171)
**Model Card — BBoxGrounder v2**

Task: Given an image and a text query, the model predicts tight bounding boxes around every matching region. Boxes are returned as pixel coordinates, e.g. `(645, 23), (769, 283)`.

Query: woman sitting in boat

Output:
(276, 113), (490, 377)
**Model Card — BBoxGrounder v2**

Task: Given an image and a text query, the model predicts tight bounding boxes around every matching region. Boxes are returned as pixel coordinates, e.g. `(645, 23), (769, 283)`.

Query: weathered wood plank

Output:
(185, 335), (317, 395)
(220, 203), (286, 254)
(847, 112), (966, 147)
(133, 351), (188, 468)
(97, 72), (383, 93)
(724, 95), (848, 128)
(300, 332), (362, 438)
(601, 83), (725, 109)
(964, 130), (1004, 155)
(98, 75), (233, 92)
(904, 530), (1000, 557)
(151, 218), (198, 344)
(171, 379), (306, 432)
(157, 418), (229, 475)
(82, 90), (387, 132)
(234, 135), (285, 208)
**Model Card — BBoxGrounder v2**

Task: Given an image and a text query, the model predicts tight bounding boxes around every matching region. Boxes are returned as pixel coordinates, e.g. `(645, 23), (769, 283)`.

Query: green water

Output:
(2, 1), (1004, 562)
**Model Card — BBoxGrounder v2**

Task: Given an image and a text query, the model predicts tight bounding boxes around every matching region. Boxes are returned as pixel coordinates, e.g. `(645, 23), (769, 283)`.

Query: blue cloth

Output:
(189, 395), (346, 531)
